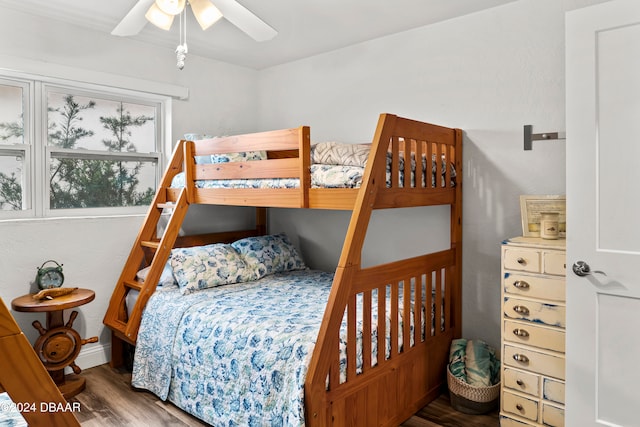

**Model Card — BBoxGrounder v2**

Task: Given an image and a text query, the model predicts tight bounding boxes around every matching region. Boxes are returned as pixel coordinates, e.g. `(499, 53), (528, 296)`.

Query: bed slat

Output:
(377, 284), (386, 370)
(416, 140), (424, 189)
(194, 157), (301, 180)
(362, 291), (372, 374)
(193, 127), (307, 155)
(402, 276), (412, 352)
(403, 139), (412, 188)
(347, 294), (357, 381)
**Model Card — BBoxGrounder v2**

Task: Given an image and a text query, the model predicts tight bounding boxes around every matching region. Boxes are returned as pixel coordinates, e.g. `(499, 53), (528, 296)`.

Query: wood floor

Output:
(69, 364), (499, 426)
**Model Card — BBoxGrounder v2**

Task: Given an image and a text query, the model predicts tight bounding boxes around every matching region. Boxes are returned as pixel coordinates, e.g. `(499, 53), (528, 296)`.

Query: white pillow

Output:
(310, 142), (370, 168)
(136, 261), (177, 288)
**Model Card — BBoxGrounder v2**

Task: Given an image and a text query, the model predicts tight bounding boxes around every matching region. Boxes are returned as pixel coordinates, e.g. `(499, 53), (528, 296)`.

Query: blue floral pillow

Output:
(231, 233), (306, 279)
(170, 243), (254, 294)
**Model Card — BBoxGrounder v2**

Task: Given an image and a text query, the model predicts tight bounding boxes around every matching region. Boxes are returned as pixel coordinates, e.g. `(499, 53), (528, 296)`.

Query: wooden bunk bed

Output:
(103, 113), (462, 426)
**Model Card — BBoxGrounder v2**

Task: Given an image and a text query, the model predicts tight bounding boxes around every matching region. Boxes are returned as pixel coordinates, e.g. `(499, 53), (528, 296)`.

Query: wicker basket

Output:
(446, 364), (500, 415)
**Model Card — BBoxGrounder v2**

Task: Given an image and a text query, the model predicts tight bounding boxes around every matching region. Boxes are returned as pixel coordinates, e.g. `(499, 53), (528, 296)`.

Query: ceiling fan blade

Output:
(111, 0), (155, 36)
(211, 0), (277, 42)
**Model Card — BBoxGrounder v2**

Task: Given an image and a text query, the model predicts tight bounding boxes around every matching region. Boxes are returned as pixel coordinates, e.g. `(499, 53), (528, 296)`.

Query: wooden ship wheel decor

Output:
(33, 311), (98, 376)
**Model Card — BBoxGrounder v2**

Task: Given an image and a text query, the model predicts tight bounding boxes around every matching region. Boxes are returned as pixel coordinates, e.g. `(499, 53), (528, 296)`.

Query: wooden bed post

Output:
(183, 140), (196, 203)
(298, 126), (311, 208)
(256, 207), (267, 235)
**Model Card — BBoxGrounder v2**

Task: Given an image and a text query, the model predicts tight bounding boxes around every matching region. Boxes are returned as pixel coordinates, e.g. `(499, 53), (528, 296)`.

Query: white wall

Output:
(258, 0), (609, 348)
(0, 7), (260, 369)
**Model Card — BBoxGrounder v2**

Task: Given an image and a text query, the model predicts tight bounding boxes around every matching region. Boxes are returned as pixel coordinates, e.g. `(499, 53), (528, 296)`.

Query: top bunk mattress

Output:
(171, 163), (367, 189)
(171, 141), (456, 190)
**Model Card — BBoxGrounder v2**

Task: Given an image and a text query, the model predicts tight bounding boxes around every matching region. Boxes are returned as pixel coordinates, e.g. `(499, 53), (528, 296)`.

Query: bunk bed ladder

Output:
(104, 187), (188, 358)
(105, 188), (188, 346)
(104, 141), (187, 366)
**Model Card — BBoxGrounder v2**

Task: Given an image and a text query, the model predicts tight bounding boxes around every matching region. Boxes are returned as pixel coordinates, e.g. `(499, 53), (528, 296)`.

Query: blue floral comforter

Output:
(133, 270), (336, 426)
(132, 270), (433, 426)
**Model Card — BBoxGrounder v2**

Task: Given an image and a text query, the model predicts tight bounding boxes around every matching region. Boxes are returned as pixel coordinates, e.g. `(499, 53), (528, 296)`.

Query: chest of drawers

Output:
(500, 237), (566, 427)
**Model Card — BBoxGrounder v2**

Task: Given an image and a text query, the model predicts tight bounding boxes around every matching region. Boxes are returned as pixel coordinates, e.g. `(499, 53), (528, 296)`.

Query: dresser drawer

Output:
(503, 368), (540, 396)
(504, 320), (565, 353)
(543, 378), (565, 404)
(499, 415), (534, 426)
(503, 390), (538, 422)
(503, 273), (565, 302)
(504, 297), (566, 328)
(543, 251), (566, 276)
(542, 403), (565, 427)
(504, 344), (565, 379)
(504, 248), (541, 273)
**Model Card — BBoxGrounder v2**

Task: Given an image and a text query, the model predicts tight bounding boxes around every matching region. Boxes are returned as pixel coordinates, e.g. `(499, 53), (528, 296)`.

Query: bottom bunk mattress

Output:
(132, 269), (438, 426)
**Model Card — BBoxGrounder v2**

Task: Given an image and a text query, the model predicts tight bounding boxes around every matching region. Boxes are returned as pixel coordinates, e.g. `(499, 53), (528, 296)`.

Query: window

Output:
(0, 78), (30, 213)
(0, 74), (168, 218)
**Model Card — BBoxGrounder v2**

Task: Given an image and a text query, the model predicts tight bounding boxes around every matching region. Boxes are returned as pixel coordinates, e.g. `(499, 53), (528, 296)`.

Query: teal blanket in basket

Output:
(449, 339), (500, 387)
(449, 338), (468, 382)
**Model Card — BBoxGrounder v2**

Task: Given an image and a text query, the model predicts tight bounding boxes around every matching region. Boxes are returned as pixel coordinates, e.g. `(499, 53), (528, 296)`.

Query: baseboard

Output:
(66, 343), (110, 373)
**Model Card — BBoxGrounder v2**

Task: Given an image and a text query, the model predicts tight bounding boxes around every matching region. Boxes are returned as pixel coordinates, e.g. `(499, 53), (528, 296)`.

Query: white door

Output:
(566, 1), (640, 426)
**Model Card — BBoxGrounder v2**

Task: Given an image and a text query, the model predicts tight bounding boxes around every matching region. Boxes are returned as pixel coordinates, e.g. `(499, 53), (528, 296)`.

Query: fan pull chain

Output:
(176, 7), (188, 70)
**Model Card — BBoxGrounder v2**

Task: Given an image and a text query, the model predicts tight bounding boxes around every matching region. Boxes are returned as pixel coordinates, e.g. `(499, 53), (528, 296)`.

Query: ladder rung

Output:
(123, 280), (144, 291)
(157, 202), (176, 210)
(140, 240), (160, 249)
(108, 322), (135, 346)
(108, 319), (127, 331)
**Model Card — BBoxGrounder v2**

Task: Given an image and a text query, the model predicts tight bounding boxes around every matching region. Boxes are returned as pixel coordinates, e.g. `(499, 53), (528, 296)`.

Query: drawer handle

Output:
(513, 280), (530, 289)
(516, 257), (527, 265)
(516, 404), (524, 411)
(513, 353), (529, 363)
(516, 379), (525, 386)
(513, 328), (529, 337)
(513, 305), (530, 315)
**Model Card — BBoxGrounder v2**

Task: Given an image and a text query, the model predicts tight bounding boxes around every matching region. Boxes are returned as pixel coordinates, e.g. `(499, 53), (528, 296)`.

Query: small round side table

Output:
(11, 288), (98, 399)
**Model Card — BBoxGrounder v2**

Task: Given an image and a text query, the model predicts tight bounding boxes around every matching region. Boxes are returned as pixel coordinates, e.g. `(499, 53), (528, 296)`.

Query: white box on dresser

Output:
(500, 237), (566, 427)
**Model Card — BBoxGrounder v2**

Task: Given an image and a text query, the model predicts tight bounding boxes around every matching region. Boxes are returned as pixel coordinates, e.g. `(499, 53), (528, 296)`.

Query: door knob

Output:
(572, 261), (606, 277)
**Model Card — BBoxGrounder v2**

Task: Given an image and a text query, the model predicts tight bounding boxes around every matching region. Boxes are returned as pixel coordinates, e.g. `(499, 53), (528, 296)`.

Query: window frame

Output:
(0, 76), (34, 218)
(0, 72), (172, 219)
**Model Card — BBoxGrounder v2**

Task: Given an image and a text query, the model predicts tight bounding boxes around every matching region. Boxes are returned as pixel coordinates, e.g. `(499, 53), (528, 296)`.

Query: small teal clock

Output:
(36, 260), (64, 290)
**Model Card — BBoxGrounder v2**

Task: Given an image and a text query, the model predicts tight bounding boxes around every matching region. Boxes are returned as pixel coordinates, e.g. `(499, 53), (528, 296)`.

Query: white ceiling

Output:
(0, 0), (518, 69)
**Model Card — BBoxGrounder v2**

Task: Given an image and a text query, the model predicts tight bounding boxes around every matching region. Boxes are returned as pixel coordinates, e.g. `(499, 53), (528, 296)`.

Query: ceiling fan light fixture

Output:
(189, 0), (223, 31)
(145, 3), (175, 30)
(155, 0), (186, 16)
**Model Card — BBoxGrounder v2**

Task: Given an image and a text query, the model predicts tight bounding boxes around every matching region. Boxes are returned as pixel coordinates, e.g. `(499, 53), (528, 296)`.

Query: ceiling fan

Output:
(111, 0), (277, 42)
